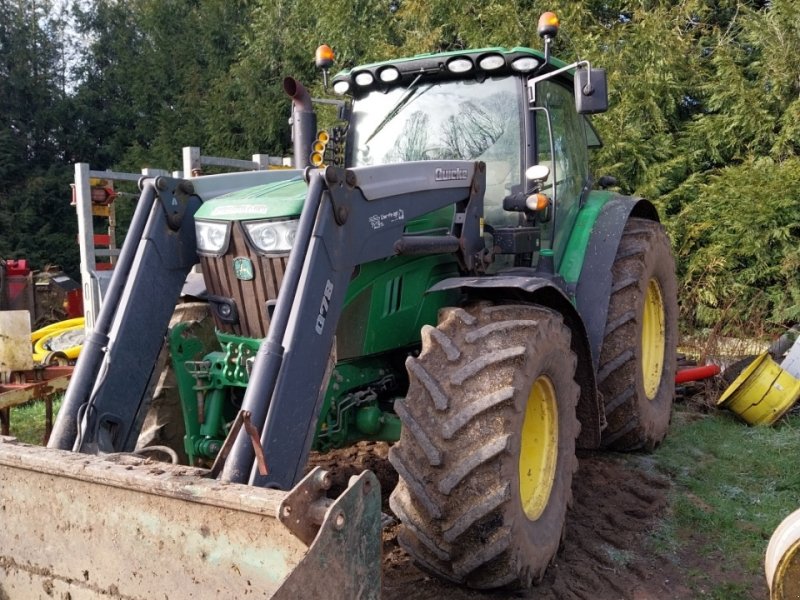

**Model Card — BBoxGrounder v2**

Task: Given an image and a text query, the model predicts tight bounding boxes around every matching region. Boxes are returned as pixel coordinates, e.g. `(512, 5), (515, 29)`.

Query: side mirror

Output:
(574, 68), (608, 114)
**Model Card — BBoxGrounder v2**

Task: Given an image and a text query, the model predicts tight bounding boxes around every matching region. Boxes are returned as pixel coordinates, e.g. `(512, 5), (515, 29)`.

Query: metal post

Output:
(74, 163), (97, 332)
(183, 147), (201, 177)
(253, 154), (270, 170)
(142, 168), (169, 177)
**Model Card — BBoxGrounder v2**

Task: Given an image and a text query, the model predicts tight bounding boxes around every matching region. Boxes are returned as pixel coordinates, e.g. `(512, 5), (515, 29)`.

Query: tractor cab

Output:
(326, 36), (607, 271)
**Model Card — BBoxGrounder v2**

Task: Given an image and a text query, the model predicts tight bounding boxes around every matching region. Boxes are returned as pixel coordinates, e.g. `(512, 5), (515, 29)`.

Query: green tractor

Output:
(38, 14), (677, 594)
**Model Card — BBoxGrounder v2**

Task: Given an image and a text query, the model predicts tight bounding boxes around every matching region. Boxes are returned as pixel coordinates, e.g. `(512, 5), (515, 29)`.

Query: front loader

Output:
(0, 13), (678, 597)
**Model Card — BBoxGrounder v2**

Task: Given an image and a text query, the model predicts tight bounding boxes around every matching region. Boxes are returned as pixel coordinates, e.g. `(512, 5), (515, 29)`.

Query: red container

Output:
(5, 259), (30, 277)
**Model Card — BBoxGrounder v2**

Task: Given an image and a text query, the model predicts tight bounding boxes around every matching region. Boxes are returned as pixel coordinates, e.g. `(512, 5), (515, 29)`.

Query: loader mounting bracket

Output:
(153, 176), (197, 230)
(278, 466), (336, 546)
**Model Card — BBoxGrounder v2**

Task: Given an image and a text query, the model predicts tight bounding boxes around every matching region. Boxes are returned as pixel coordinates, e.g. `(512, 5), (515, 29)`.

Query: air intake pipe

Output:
(283, 77), (317, 169)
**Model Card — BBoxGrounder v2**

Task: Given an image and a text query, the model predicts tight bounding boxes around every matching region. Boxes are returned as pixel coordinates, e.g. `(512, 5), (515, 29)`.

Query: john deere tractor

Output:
(1, 13), (677, 597)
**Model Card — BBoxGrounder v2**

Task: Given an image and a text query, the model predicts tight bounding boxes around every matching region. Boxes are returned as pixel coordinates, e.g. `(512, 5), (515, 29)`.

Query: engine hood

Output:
(195, 177), (308, 222)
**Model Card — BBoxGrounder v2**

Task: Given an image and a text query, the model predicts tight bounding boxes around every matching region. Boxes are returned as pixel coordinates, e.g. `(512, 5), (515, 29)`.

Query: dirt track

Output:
(312, 437), (766, 600)
(383, 451), (677, 600)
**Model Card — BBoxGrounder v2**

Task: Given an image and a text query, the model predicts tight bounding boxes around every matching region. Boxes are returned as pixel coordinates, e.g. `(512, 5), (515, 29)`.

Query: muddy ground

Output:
(311, 409), (766, 600)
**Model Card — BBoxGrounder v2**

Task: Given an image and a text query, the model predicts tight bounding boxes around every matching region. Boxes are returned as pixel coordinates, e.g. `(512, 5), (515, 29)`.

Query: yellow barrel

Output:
(766, 508), (800, 599)
(717, 352), (800, 425)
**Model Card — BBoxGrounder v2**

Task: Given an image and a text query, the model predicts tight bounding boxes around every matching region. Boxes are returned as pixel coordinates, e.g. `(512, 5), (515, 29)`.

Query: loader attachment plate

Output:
(0, 437), (381, 599)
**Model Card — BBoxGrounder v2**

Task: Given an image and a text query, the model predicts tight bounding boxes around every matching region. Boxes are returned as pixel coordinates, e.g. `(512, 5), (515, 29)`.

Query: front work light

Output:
(196, 220), (231, 256)
(243, 219), (299, 254)
(333, 80), (351, 95)
(478, 54), (505, 71)
(355, 72), (374, 86)
(511, 56), (541, 72)
(379, 67), (400, 83)
(447, 58), (473, 73)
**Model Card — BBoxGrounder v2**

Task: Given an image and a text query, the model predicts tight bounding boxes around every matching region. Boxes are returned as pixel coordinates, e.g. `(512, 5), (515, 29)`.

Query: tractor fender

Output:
(573, 195), (659, 373)
(428, 275), (602, 449)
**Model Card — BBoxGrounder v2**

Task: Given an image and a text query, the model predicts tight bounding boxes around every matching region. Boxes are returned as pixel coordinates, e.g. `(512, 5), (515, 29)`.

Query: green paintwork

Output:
(168, 323), (207, 464)
(170, 324), (261, 463)
(170, 251), (458, 460)
(338, 254), (460, 360)
(314, 359), (404, 452)
(194, 178), (306, 222)
(558, 190), (615, 285)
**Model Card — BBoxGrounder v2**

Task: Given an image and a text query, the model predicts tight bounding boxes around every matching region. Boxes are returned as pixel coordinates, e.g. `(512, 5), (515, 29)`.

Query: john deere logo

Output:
(233, 257), (254, 281)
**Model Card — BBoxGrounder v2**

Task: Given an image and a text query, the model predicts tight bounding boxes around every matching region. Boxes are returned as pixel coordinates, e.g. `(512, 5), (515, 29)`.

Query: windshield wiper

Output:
(364, 75), (431, 146)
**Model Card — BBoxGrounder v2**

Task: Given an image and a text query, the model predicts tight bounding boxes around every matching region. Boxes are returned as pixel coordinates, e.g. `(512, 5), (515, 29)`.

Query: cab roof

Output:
(331, 47), (571, 98)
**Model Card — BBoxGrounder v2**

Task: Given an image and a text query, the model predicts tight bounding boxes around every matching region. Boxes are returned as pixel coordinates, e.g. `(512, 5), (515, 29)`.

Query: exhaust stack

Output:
(284, 77), (317, 170)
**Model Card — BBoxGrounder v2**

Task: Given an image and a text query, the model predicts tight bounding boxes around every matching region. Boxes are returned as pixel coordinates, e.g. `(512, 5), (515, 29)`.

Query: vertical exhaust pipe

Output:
(283, 77), (316, 170)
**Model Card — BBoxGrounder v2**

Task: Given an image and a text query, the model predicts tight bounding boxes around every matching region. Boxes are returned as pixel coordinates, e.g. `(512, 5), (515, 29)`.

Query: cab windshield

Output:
(349, 76), (523, 223)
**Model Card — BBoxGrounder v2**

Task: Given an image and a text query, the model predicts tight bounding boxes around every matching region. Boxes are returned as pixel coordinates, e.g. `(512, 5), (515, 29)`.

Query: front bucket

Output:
(0, 437), (381, 599)
(766, 508), (800, 599)
(717, 352), (800, 425)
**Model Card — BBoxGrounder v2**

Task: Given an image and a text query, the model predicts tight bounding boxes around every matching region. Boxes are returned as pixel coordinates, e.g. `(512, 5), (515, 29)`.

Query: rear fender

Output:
(428, 275), (602, 449)
(573, 196), (658, 372)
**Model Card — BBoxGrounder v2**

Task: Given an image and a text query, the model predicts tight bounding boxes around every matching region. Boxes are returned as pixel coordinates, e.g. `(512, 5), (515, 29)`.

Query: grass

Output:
(6, 397), (61, 445)
(652, 404), (800, 597)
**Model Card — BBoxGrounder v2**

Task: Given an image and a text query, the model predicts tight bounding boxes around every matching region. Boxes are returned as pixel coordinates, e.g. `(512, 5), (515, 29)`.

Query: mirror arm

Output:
(527, 60), (591, 104)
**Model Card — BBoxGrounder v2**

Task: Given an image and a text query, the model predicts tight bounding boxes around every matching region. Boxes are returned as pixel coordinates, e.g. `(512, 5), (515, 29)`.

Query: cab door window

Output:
(535, 80), (589, 258)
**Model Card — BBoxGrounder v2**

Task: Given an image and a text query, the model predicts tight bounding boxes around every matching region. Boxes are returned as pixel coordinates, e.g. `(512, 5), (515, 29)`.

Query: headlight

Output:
(243, 219), (298, 254)
(195, 220), (230, 255)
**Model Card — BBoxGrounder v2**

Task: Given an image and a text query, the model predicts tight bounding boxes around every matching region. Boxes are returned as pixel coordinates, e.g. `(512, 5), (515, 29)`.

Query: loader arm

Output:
(222, 161), (487, 489)
(50, 176), (201, 454)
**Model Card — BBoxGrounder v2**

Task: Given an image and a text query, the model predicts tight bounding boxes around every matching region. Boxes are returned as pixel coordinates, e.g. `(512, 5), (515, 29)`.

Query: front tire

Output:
(137, 302), (212, 463)
(598, 217), (678, 451)
(389, 303), (580, 589)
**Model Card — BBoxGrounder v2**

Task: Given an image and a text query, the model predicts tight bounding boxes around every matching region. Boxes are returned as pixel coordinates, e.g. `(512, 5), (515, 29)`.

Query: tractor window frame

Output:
(531, 78), (590, 204)
(583, 116), (602, 149)
(345, 75), (527, 227)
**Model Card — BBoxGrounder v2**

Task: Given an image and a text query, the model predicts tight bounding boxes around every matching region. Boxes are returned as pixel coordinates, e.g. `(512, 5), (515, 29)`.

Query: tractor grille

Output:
(200, 223), (288, 338)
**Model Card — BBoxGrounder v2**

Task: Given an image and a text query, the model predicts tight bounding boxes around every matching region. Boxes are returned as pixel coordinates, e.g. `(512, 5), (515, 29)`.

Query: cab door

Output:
(533, 79), (591, 267)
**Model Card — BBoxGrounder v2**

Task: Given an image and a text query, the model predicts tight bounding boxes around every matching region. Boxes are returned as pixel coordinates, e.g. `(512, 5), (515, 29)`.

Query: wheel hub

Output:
(642, 278), (666, 399)
(519, 375), (558, 521)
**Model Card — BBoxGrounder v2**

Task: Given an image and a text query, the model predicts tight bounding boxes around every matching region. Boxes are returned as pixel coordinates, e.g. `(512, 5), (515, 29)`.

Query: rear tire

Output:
(389, 303), (580, 589)
(598, 218), (677, 451)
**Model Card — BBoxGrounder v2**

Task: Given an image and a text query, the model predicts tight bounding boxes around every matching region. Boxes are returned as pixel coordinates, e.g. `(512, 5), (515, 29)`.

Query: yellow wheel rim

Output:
(519, 375), (558, 521)
(642, 278), (666, 400)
